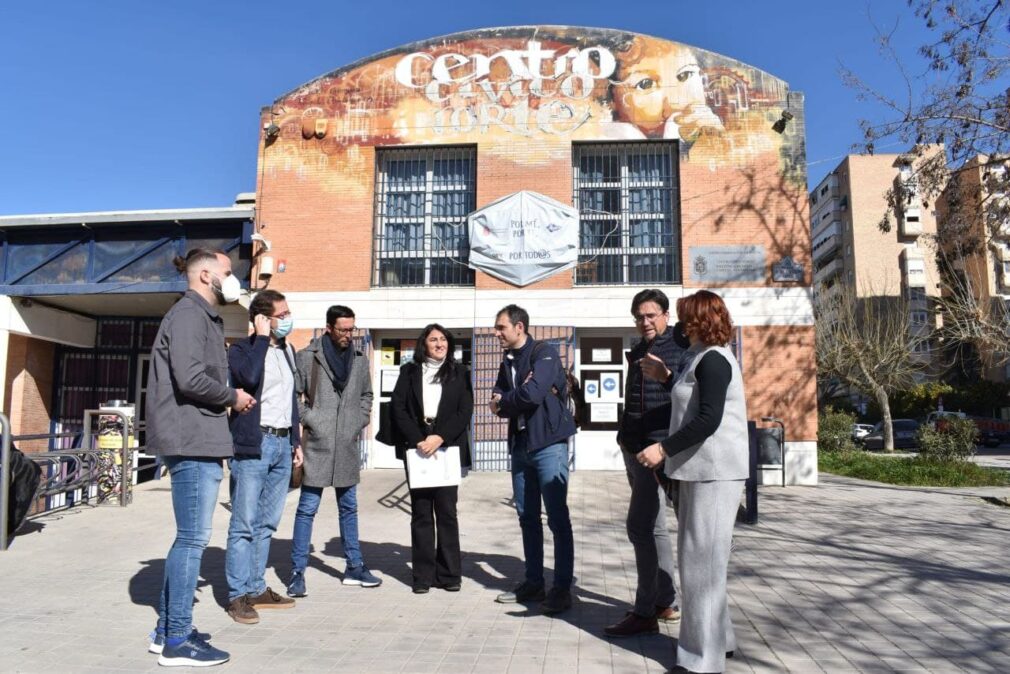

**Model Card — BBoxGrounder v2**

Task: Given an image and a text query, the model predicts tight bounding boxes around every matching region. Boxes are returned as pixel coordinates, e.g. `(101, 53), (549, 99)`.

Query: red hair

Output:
(677, 291), (734, 346)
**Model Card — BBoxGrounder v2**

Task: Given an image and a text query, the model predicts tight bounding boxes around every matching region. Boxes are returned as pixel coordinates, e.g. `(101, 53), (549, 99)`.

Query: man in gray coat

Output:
(286, 305), (379, 596)
(145, 248), (255, 667)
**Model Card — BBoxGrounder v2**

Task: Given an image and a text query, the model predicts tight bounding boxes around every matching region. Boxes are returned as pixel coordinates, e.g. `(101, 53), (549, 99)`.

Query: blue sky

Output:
(0, 0), (935, 215)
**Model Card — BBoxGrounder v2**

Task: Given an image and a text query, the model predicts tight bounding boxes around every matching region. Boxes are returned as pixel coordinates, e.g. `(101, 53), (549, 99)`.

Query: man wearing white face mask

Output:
(224, 289), (303, 625)
(146, 248), (255, 667)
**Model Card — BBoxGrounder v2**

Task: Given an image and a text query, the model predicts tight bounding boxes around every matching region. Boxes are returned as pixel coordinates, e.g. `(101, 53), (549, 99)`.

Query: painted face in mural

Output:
(611, 37), (724, 141)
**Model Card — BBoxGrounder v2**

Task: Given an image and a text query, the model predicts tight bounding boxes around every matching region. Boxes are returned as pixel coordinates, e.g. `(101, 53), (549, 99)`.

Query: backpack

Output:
(5, 444), (42, 539)
(563, 367), (588, 429)
(531, 341), (587, 429)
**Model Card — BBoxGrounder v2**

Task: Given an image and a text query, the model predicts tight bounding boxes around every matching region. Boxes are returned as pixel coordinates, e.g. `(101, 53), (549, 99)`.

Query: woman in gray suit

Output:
(636, 290), (748, 674)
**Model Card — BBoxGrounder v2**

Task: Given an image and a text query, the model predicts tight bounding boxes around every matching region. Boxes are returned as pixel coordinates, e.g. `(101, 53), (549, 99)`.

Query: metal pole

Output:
(777, 420), (787, 488)
(0, 413), (11, 551)
(743, 420), (758, 525)
(112, 410), (131, 507)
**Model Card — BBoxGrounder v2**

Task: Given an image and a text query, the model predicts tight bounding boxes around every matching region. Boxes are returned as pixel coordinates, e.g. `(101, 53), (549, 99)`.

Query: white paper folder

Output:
(405, 446), (462, 489)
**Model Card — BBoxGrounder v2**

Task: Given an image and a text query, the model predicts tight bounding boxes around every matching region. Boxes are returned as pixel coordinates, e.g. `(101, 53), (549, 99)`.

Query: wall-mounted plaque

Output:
(688, 245), (766, 283)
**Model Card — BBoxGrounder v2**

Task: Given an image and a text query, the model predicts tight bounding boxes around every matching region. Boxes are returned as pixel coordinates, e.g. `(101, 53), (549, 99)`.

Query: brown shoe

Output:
(248, 587), (295, 609)
(604, 612), (659, 638)
(227, 596), (260, 624)
(655, 605), (681, 622)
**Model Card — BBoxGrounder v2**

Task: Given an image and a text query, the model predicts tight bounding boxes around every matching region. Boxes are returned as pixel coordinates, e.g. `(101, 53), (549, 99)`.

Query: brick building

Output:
(1, 26), (818, 485)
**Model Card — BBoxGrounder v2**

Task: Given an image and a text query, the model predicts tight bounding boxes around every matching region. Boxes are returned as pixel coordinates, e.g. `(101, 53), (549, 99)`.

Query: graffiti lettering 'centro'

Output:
(394, 41), (617, 136)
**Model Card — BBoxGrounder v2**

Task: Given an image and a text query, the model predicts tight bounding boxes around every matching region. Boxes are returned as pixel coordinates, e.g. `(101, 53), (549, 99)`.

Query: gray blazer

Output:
(295, 336), (373, 489)
(146, 291), (237, 458)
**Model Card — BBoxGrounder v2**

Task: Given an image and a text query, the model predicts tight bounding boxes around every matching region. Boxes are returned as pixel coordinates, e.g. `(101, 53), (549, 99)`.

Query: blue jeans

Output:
(157, 457), (222, 639)
(225, 434), (292, 602)
(291, 484), (362, 572)
(511, 441), (574, 589)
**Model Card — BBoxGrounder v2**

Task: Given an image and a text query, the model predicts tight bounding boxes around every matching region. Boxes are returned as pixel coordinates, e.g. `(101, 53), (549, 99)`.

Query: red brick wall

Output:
(4, 335), (55, 452)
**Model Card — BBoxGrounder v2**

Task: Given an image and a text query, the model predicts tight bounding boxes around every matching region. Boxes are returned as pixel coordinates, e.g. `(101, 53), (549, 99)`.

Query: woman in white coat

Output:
(636, 290), (748, 674)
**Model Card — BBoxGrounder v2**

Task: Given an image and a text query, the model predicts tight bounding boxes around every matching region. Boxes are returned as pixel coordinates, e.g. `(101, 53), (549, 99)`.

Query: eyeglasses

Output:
(271, 312), (292, 320)
(633, 312), (664, 324)
(330, 326), (355, 335)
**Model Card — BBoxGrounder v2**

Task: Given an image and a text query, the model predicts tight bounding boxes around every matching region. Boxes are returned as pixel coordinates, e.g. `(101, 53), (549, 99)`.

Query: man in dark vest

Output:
(605, 288), (686, 638)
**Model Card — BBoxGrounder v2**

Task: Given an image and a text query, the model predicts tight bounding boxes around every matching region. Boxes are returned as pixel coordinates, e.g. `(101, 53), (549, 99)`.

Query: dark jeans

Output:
(404, 466), (461, 587)
(291, 485), (362, 572)
(511, 441), (574, 590)
(623, 450), (678, 616)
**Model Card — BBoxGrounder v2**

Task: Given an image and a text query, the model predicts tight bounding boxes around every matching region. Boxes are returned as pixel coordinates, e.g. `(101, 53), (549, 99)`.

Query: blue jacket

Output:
(228, 335), (301, 457)
(492, 338), (577, 452)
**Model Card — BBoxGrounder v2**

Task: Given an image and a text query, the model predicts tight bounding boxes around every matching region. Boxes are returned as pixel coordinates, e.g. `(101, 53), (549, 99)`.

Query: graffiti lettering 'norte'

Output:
(394, 41), (616, 137)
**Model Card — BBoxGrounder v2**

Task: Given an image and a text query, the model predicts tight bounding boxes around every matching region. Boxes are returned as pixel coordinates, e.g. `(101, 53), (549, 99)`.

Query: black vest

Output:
(619, 326), (687, 450)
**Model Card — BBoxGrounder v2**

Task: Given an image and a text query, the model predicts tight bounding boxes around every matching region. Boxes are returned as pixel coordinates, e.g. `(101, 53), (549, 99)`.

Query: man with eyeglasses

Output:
(287, 305), (379, 596)
(224, 289), (301, 624)
(604, 288), (687, 638)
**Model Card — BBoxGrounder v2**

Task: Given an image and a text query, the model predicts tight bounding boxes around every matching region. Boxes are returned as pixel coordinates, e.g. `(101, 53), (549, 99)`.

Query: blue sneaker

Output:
(287, 570), (307, 598)
(342, 564), (381, 587)
(157, 634), (229, 667)
(148, 628), (208, 655)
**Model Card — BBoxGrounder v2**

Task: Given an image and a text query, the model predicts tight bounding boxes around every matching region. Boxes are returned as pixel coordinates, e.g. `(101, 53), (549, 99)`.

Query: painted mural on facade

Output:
(262, 27), (801, 197)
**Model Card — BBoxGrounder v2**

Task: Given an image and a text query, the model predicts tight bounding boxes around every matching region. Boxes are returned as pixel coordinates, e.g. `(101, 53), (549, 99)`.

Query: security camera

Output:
(263, 122), (280, 139)
(250, 233), (272, 251)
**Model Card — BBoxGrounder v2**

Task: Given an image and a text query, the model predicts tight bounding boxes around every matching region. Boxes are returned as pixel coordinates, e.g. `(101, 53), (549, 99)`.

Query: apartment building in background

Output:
(936, 154), (1010, 382)
(810, 151), (942, 371)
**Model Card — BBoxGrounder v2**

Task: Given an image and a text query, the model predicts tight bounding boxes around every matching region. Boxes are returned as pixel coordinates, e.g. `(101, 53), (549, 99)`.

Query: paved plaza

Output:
(1, 467), (1009, 673)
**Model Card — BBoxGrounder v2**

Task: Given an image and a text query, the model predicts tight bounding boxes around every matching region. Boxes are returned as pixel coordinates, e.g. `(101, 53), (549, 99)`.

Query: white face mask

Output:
(211, 273), (242, 303)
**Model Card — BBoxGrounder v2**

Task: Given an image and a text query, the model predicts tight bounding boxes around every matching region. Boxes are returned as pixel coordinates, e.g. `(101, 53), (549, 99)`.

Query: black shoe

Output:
(412, 585), (430, 594)
(495, 581), (545, 604)
(437, 582), (461, 592)
(540, 587), (572, 615)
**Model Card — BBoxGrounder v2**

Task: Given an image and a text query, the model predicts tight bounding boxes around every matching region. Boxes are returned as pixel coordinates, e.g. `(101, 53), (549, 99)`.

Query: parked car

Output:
(852, 423), (874, 443)
(862, 419), (920, 450)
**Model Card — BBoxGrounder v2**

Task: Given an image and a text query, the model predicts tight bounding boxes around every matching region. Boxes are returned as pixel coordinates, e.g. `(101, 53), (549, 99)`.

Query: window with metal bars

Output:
(373, 146), (476, 287)
(573, 142), (681, 285)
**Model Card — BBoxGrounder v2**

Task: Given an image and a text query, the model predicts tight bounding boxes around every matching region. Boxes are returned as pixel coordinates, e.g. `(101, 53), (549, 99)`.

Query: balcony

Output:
(812, 233), (840, 263)
(901, 248), (927, 288)
(898, 205), (923, 237)
(814, 257), (843, 284)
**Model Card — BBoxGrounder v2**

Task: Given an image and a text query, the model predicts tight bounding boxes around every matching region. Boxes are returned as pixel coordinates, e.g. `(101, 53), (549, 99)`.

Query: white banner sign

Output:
(468, 190), (579, 286)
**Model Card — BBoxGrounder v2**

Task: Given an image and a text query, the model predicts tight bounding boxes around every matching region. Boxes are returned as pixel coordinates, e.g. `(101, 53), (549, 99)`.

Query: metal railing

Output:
(1, 409), (138, 551)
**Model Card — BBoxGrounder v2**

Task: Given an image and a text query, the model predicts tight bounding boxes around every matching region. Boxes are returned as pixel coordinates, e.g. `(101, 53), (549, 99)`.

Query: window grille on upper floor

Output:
(573, 142), (681, 285)
(373, 146), (476, 287)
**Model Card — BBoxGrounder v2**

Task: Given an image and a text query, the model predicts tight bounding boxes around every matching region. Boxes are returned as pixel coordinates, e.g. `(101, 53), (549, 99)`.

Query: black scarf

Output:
(321, 334), (353, 392)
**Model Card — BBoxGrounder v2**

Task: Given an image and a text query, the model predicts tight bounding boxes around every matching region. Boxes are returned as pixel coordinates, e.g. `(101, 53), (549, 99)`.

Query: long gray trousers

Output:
(623, 451), (678, 616)
(675, 479), (744, 673)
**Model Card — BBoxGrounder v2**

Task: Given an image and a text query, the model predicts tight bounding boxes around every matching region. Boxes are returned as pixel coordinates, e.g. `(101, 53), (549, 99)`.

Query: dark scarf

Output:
(321, 334), (353, 392)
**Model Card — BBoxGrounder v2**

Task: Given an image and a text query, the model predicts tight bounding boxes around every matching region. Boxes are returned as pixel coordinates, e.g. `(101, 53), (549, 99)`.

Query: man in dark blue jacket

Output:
(224, 289), (302, 625)
(490, 304), (577, 615)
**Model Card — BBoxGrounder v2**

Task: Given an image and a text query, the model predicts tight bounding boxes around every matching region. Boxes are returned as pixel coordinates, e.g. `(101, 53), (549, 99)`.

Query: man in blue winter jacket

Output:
(224, 289), (302, 625)
(489, 304), (577, 615)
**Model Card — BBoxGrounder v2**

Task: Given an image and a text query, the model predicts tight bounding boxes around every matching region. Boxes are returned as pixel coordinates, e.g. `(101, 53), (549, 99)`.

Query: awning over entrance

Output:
(0, 205), (254, 296)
